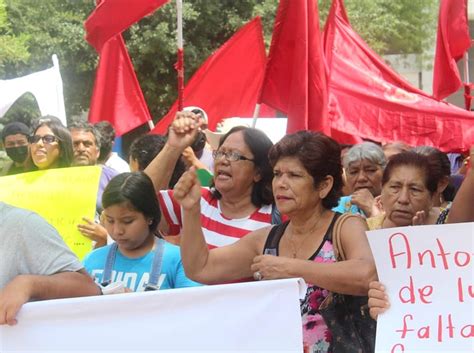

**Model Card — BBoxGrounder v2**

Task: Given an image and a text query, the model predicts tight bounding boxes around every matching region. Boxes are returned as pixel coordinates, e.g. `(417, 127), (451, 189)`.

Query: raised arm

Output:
(173, 168), (264, 284)
(448, 146), (474, 223)
(144, 111), (202, 191)
(0, 270), (100, 326)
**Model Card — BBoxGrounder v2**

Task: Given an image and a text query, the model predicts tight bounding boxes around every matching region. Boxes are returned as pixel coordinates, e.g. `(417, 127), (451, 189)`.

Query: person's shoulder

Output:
(2, 202), (47, 226)
(101, 165), (120, 179)
(84, 244), (113, 263)
(105, 153), (130, 173)
(163, 240), (180, 257)
(0, 160), (13, 176)
(332, 195), (353, 213)
(366, 213), (385, 230)
(338, 212), (368, 232)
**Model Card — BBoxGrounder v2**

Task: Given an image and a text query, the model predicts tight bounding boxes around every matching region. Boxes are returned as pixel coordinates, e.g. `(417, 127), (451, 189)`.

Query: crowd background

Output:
(1, 1), (473, 352)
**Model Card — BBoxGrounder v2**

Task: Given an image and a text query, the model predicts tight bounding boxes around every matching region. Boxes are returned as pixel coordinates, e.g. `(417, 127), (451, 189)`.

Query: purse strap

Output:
(331, 213), (361, 262)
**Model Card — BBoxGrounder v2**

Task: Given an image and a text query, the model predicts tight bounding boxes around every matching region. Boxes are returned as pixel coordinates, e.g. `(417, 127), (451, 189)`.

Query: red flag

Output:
(152, 17), (269, 134)
(85, 0), (169, 52)
(259, 0), (328, 134)
(323, 0), (474, 152)
(88, 35), (152, 136)
(433, 0), (471, 100)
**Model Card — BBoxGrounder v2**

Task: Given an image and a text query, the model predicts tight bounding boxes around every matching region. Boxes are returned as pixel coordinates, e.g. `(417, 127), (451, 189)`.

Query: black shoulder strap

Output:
(325, 212), (343, 242)
(262, 221), (290, 255)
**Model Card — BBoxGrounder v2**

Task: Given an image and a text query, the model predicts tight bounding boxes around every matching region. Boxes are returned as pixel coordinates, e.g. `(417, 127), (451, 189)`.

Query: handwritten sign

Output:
(367, 223), (474, 353)
(0, 166), (102, 259)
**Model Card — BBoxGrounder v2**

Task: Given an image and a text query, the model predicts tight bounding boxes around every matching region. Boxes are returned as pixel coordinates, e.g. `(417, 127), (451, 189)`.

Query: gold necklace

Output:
(287, 211), (325, 258)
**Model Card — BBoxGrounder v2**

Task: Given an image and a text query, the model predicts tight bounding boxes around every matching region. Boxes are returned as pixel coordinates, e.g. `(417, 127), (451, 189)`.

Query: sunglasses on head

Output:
(28, 134), (58, 144)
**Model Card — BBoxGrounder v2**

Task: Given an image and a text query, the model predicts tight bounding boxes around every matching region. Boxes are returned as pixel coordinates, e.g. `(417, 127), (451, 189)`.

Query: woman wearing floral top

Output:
(174, 131), (376, 352)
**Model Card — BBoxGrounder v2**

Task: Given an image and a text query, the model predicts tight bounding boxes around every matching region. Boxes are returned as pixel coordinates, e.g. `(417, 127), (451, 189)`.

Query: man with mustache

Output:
(70, 121), (118, 247)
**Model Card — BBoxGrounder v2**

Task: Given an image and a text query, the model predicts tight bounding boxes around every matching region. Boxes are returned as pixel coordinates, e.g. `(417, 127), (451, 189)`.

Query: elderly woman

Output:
(367, 151), (449, 230)
(29, 118), (73, 170)
(174, 131), (376, 352)
(333, 142), (386, 217)
(145, 112), (275, 248)
(368, 147), (474, 320)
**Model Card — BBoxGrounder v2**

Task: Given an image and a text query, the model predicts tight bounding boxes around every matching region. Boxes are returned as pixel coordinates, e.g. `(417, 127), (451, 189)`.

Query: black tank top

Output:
(262, 212), (342, 260)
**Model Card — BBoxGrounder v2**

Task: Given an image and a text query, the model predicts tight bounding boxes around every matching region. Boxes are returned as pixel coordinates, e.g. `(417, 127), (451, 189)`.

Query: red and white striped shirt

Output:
(158, 188), (273, 248)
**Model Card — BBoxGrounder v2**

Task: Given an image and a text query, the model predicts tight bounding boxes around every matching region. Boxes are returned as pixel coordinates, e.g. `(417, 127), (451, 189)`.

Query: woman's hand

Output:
(174, 168), (202, 211)
(351, 188), (381, 217)
(167, 111), (204, 151)
(412, 210), (427, 226)
(77, 217), (108, 248)
(368, 281), (390, 320)
(250, 255), (293, 280)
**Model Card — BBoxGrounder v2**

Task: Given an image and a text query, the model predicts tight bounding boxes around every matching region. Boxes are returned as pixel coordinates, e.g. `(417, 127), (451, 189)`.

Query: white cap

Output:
(204, 117), (250, 150)
(182, 106), (208, 124)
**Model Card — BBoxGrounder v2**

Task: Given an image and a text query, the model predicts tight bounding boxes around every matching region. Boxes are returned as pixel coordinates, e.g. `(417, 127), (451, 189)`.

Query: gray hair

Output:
(69, 121), (102, 149)
(343, 142), (386, 169)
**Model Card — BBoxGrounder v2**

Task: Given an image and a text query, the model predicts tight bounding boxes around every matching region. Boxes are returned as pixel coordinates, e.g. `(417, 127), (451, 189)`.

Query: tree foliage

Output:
(318, 0), (438, 55)
(1, 0), (437, 127)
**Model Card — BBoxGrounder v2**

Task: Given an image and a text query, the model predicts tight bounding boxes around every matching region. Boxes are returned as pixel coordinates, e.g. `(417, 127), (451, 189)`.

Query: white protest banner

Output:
(0, 278), (305, 353)
(367, 223), (474, 353)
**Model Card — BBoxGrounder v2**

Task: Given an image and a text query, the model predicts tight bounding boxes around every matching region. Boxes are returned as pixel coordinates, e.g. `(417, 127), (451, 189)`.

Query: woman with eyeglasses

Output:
(173, 131), (376, 352)
(29, 117), (74, 170)
(145, 112), (276, 248)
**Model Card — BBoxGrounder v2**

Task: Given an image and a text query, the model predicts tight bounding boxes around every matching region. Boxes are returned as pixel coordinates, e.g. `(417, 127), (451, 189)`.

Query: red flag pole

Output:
(176, 0), (184, 111)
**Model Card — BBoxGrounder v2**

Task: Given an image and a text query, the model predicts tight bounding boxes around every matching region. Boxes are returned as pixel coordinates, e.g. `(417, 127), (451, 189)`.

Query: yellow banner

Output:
(0, 166), (102, 260)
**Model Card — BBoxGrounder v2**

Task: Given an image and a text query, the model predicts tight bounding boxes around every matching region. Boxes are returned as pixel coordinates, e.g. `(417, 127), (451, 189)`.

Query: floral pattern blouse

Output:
(263, 216), (339, 353)
(301, 239), (336, 353)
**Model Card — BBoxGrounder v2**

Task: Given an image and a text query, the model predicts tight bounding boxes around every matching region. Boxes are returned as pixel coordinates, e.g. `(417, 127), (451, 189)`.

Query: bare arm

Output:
(0, 270), (100, 326)
(182, 146), (212, 172)
(144, 111), (203, 191)
(448, 146), (474, 223)
(174, 168), (265, 283)
(251, 216), (377, 296)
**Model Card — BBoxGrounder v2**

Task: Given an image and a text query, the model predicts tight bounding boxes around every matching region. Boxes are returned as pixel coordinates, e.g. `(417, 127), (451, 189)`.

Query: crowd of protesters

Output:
(0, 111), (472, 352)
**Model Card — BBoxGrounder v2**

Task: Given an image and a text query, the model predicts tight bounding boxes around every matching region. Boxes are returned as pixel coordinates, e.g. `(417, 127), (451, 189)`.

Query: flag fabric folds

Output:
(85, 0), (170, 52)
(87, 36), (152, 136)
(323, 0), (474, 152)
(0, 55), (67, 126)
(85, 0), (161, 136)
(433, 0), (471, 100)
(258, 0), (328, 135)
(152, 17), (268, 134)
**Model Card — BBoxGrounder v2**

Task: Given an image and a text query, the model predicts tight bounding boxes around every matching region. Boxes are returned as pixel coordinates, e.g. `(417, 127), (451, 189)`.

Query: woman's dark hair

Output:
(94, 121), (115, 163)
(129, 134), (186, 188)
(268, 131), (343, 209)
(412, 146), (451, 178)
(102, 172), (161, 233)
(32, 117), (73, 168)
(382, 151), (443, 195)
(412, 146), (451, 200)
(211, 126), (274, 207)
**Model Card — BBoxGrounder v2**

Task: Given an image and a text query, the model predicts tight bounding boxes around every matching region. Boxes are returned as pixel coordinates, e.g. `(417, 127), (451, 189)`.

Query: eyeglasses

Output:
(212, 150), (254, 162)
(29, 134), (58, 144)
